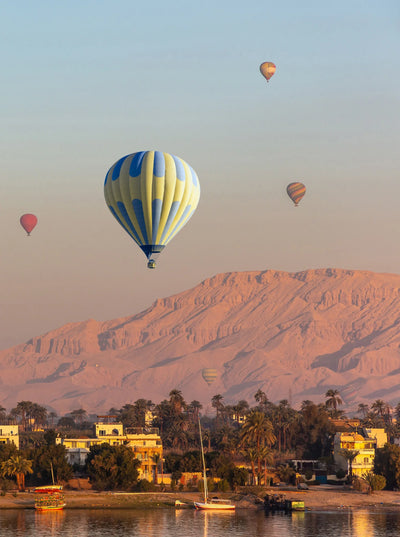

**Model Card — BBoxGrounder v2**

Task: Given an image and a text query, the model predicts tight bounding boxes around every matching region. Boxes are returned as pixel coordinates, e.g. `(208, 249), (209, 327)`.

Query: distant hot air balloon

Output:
(260, 62), (276, 83)
(202, 368), (218, 386)
(286, 182), (306, 207)
(104, 151), (200, 269)
(20, 214), (38, 236)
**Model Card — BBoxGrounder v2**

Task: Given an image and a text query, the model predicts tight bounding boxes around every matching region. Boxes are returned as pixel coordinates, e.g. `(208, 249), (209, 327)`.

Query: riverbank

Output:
(1, 487), (400, 511)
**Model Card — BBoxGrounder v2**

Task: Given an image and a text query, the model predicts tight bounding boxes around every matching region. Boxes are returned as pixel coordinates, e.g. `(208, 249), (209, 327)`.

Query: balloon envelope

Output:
(20, 214), (38, 235)
(260, 62), (276, 82)
(104, 151), (200, 267)
(286, 182), (306, 206)
(202, 368), (218, 386)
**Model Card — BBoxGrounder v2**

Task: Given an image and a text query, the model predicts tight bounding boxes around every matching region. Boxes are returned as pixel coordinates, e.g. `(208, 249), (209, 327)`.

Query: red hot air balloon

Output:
(20, 214), (38, 236)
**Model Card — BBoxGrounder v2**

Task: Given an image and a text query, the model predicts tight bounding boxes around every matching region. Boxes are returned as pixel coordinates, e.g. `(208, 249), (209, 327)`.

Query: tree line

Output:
(3, 389), (400, 492)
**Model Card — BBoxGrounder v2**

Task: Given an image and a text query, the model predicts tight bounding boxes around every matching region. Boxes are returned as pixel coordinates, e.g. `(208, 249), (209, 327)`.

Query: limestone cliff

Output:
(2, 268), (400, 414)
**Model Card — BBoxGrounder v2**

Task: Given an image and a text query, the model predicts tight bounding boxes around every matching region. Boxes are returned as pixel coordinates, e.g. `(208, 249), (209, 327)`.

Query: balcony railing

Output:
(352, 462), (374, 468)
(125, 427), (159, 435)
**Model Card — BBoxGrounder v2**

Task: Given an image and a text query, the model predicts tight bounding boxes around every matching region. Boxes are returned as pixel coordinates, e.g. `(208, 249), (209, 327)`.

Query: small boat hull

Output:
(36, 504), (66, 511)
(194, 500), (235, 510)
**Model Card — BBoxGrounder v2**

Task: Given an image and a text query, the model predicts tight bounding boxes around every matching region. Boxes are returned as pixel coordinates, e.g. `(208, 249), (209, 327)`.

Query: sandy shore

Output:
(1, 486), (400, 511)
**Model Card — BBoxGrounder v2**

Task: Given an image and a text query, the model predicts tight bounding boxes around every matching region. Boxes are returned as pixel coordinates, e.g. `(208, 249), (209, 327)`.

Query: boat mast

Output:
(50, 462), (55, 485)
(199, 419), (208, 503)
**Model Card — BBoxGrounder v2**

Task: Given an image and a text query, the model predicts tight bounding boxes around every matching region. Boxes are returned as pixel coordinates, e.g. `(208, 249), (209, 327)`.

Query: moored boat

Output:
(34, 485), (66, 511)
(193, 497), (235, 510)
(193, 420), (235, 511)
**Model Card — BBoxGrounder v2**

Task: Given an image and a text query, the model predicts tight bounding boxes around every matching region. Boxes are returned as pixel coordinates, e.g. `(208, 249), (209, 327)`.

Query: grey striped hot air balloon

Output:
(202, 368), (218, 386)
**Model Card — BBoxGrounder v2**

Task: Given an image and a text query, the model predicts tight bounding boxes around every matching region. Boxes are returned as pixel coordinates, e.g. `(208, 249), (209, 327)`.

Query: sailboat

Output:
(193, 420), (235, 511)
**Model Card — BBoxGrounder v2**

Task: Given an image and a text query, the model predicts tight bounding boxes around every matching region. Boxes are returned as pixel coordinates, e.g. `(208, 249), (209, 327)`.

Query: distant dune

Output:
(2, 268), (400, 414)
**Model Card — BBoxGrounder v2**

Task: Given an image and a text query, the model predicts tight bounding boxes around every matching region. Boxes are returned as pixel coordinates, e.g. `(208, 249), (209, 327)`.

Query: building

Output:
(56, 420), (163, 481)
(125, 427), (163, 481)
(363, 428), (388, 448)
(333, 431), (376, 477)
(0, 425), (19, 449)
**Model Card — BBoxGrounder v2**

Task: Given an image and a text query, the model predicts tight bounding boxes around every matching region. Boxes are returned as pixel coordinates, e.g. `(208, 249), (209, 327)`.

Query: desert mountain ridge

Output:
(2, 267), (400, 415)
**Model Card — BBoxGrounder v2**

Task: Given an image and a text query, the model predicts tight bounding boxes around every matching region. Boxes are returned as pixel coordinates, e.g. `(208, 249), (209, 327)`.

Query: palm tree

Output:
(0, 406), (7, 421)
(259, 445), (274, 485)
(272, 399), (295, 452)
(187, 400), (202, 424)
(48, 411), (58, 427)
(240, 447), (258, 485)
(239, 410), (276, 482)
(151, 453), (161, 484)
(1, 455), (33, 491)
(11, 401), (34, 431)
(232, 400), (249, 424)
(254, 389), (268, 407)
(30, 403), (48, 430)
(211, 394), (224, 426)
(134, 399), (153, 427)
(357, 403), (369, 419)
(70, 408), (87, 426)
(339, 448), (359, 480)
(371, 399), (392, 427)
(325, 389), (343, 417)
(169, 390), (186, 414)
(202, 428), (212, 452)
(371, 399), (387, 418)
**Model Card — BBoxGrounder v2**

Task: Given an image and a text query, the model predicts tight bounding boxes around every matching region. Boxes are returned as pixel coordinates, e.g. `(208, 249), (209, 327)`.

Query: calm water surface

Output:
(1, 509), (400, 537)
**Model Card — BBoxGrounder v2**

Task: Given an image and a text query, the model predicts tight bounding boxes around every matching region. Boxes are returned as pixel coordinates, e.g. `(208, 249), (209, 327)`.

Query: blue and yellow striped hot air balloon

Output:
(104, 151), (200, 269)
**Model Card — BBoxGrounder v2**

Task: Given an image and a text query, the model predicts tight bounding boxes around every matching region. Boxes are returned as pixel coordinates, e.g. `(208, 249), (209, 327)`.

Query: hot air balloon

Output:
(202, 368), (218, 386)
(104, 151), (200, 269)
(260, 62), (276, 83)
(20, 214), (38, 236)
(286, 182), (306, 207)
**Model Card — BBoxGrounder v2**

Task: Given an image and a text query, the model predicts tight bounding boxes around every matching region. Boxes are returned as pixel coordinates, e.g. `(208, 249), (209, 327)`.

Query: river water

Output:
(1, 508), (400, 537)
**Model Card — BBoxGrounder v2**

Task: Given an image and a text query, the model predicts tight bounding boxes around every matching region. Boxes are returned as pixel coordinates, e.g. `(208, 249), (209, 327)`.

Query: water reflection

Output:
(35, 511), (66, 537)
(1, 508), (400, 536)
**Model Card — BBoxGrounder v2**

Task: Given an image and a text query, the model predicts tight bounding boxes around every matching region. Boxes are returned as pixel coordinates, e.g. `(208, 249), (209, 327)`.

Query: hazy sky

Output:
(1, 1), (399, 350)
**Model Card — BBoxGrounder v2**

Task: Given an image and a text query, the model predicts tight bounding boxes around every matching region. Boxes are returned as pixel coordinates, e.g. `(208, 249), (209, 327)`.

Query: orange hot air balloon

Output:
(287, 183), (306, 207)
(20, 214), (38, 235)
(260, 62), (276, 82)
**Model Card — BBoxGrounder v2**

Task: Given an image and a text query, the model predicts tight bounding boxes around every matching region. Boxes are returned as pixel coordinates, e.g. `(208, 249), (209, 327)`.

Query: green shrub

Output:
(336, 469), (346, 480)
(363, 472), (386, 494)
(135, 479), (157, 492)
(304, 470), (313, 481)
(217, 479), (230, 492)
(0, 479), (13, 494)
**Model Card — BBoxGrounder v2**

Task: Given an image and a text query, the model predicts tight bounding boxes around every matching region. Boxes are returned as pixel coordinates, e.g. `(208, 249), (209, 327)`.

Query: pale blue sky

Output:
(0, 1), (399, 349)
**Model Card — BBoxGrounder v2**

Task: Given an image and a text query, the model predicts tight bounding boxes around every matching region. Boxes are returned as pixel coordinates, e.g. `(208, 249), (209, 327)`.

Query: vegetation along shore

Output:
(2, 389), (400, 511)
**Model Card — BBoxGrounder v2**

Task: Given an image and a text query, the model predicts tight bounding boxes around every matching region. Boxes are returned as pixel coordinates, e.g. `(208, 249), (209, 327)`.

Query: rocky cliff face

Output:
(2, 268), (400, 414)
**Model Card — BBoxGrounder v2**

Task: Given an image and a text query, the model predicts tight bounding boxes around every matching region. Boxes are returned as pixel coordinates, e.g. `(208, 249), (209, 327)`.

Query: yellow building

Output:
(125, 428), (163, 481)
(0, 425), (19, 449)
(363, 428), (387, 448)
(333, 432), (376, 477)
(56, 422), (162, 481)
